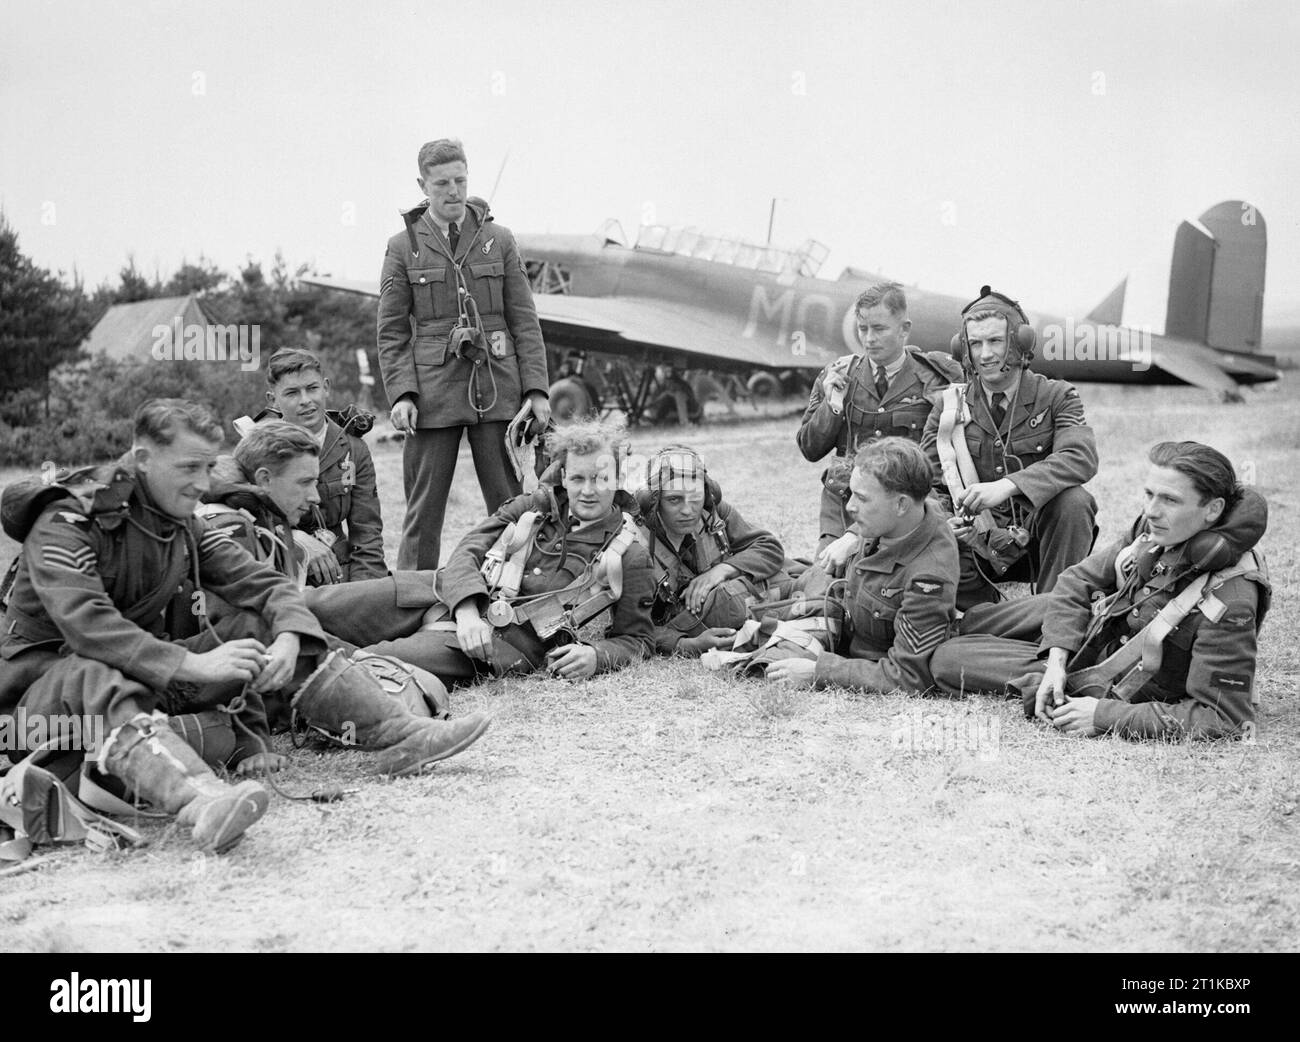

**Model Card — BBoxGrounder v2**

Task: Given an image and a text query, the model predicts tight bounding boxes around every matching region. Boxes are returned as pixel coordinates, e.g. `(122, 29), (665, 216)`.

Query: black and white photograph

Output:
(0, 0), (1295, 977)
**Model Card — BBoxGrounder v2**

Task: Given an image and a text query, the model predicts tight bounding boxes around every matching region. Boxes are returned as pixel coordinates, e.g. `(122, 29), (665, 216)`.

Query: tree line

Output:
(0, 214), (380, 468)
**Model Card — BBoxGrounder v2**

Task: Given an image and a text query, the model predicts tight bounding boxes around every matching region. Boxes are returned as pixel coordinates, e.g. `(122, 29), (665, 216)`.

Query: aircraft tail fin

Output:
(1086, 277), (1127, 324)
(1165, 200), (1267, 351)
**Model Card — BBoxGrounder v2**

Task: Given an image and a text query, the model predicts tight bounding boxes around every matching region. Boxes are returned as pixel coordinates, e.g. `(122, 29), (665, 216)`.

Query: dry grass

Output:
(0, 382), (1296, 952)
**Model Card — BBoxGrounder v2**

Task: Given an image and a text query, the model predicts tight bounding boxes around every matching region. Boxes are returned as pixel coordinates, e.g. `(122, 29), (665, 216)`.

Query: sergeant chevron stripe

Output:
(42, 544), (97, 575)
(897, 614), (947, 655)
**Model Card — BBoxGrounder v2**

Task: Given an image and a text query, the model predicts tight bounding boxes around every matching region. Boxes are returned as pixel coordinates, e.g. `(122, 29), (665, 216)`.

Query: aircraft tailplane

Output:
(1165, 200), (1266, 351)
(1086, 277), (1127, 325)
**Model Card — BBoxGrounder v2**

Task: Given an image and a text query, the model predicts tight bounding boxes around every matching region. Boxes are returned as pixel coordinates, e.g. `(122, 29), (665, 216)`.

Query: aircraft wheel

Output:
(746, 371), (783, 401)
(548, 378), (595, 422)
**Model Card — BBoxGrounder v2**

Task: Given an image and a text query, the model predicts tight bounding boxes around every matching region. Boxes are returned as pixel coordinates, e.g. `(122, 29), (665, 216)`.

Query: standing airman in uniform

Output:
(363, 421), (655, 687)
(379, 138), (551, 570)
(798, 282), (962, 553)
(930, 442), (1269, 740)
(635, 445), (785, 656)
(920, 286), (1098, 610)
(767, 438), (958, 695)
(259, 347), (387, 584)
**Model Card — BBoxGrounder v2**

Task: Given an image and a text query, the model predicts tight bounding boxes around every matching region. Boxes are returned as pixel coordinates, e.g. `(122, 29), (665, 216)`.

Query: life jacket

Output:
(933, 383), (1029, 574)
(1069, 490), (1272, 702)
(0, 461), (194, 638)
(472, 487), (641, 639)
(0, 746), (145, 864)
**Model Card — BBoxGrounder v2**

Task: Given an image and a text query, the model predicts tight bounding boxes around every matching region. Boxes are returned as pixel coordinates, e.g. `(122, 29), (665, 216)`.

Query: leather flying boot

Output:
(98, 712), (269, 854)
(292, 650), (491, 777)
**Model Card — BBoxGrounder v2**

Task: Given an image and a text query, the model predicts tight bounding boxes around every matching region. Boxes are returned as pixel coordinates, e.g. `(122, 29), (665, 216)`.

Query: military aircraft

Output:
(303, 199), (1280, 422)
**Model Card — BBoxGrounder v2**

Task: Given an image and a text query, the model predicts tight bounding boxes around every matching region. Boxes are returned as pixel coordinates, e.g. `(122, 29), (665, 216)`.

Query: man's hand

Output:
(1033, 649), (1070, 723)
(524, 390), (552, 429)
(677, 627), (737, 657)
(455, 603), (495, 661)
(390, 397), (417, 436)
(766, 657), (817, 687)
(302, 541), (341, 585)
(1049, 696), (1100, 736)
(175, 639), (267, 685)
(947, 515), (976, 546)
(235, 751), (289, 777)
(252, 632), (300, 693)
(546, 643), (598, 680)
(824, 359), (853, 413)
(816, 531), (858, 572)
(683, 564), (736, 615)
(955, 478), (1017, 514)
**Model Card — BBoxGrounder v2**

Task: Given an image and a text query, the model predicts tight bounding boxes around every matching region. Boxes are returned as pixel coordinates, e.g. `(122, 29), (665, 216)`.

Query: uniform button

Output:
(419, 277), (427, 284)
(1035, 444), (1043, 451)
(994, 466), (1003, 474)
(873, 610), (881, 618)
(1131, 608), (1139, 616)
(878, 407), (885, 413)
(1119, 635), (1128, 644)
(874, 429), (882, 436)
(533, 567), (542, 575)
(994, 440), (1002, 448)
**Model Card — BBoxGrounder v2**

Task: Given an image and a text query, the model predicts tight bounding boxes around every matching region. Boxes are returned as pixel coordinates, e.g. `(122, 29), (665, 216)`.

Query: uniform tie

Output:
(874, 364), (889, 401)
(448, 220), (460, 254)
(990, 391), (1007, 429)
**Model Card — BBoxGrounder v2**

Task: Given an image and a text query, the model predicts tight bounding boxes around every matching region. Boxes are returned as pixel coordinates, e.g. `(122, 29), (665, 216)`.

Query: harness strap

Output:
(481, 510), (544, 600)
(935, 384), (996, 537)
(1068, 550), (1266, 701)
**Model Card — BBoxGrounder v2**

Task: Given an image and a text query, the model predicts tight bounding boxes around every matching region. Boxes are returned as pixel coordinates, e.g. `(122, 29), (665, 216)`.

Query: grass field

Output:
(0, 381), (1297, 952)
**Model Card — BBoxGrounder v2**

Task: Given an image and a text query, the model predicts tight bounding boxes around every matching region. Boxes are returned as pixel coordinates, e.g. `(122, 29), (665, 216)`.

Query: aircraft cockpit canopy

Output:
(632, 224), (828, 279)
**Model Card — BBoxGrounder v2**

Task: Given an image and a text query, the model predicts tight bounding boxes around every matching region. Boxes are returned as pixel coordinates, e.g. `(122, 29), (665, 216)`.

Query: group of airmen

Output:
(0, 139), (1271, 861)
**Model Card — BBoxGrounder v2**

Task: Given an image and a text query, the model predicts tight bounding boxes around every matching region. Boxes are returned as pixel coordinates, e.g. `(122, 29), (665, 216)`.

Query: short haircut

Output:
(417, 138), (467, 174)
(854, 436), (931, 501)
(266, 347), (325, 387)
(234, 420), (320, 478)
(133, 399), (223, 447)
(855, 282), (908, 319)
(1148, 441), (1241, 511)
(545, 419), (627, 464)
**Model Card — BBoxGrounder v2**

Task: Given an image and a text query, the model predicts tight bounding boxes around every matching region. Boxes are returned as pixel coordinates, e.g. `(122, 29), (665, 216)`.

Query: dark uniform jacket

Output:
(637, 499), (785, 654)
(257, 408), (386, 581)
(1038, 497), (1269, 740)
(799, 347), (960, 541)
(377, 199), (549, 427)
(813, 500), (958, 695)
(438, 487), (655, 672)
(0, 459), (326, 715)
(920, 370), (1098, 522)
(197, 458), (304, 581)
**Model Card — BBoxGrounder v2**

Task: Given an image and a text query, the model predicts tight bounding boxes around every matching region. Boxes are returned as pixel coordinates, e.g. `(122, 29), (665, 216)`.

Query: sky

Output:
(3, 0), (1298, 331)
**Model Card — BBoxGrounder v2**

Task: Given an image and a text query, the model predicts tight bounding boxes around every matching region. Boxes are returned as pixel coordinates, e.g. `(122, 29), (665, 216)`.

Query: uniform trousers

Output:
(930, 592), (1102, 715)
(11, 611), (279, 756)
(399, 422), (519, 570)
(956, 485), (1096, 610)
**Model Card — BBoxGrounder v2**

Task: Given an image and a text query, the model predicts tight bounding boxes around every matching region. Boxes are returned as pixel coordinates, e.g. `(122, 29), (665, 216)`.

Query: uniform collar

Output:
(868, 351), (909, 382)
(854, 499), (945, 574)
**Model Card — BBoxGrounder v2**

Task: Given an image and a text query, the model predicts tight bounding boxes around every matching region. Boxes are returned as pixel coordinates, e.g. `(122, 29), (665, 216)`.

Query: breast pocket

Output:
(854, 586), (900, 642)
(888, 401), (931, 440)
(467, 261), (505, 315)
(407, 268), (449, 320)
(1009, 430), (1054, 467)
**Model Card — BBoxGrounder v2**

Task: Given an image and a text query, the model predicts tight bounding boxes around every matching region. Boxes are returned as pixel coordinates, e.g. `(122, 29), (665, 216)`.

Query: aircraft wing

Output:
(298, 276), (836, 372)
(532, 294), (836, 372)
